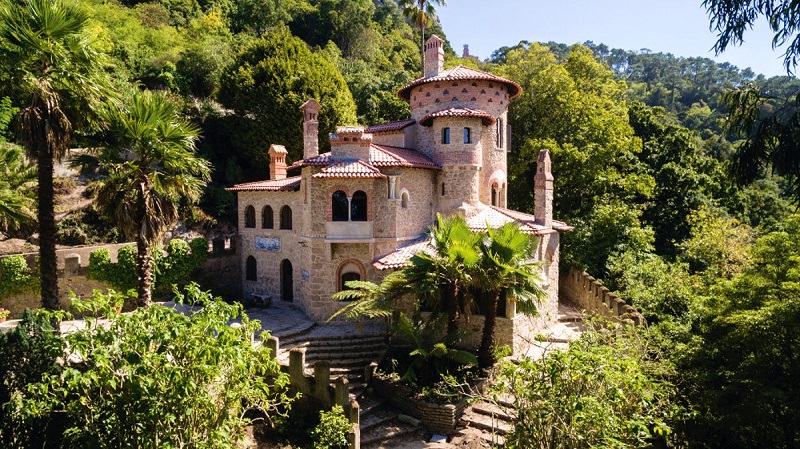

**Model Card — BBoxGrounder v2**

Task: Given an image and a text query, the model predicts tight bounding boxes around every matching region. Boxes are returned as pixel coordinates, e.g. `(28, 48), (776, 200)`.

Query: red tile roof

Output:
(467, 206), (573, 235)
(312, 160), (386, 179)
(365, 120), (416, 133)
(398, 65), (522, 100)
(419, 108), (496, 127)
(373, 235), (432, 270)
(226, 176), (301, 192)
(289, 145), (438, 171)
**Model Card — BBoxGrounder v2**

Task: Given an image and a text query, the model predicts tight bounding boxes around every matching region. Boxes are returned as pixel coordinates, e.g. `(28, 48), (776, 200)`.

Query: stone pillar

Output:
(334, 377), (349, 408)
(265, 336), (279, 359)
(300, 98), (321, 159)
(534, 149), (553, 227)
(64, 254), (80, 276)
(269, 144), (288, 180)
(424, 35), (444, 77)
(314, 361), (332, 407)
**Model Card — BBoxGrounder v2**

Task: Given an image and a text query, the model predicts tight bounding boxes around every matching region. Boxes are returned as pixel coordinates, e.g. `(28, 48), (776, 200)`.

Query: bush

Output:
(0, 255), (39, 299)
(311, 406), (351, 449)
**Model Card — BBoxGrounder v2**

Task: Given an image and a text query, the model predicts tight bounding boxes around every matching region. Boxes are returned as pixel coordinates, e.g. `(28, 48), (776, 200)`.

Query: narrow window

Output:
(491, 184), (498, 206)
(332, 190), (349, 221)
(244, 205), (256, 228)
(280, 206), (292, 230)
(463, 127), (472, 144)
(246, 256), (257, 281)
(497, 118), (504, 148)
(441, 183), (446, 196)
(261, 206), (273, 229)
(442, 127), (450, 144)
(351, 190), (368, 221)
(340, 272), (361, 292)
(401, 191), (409, 208)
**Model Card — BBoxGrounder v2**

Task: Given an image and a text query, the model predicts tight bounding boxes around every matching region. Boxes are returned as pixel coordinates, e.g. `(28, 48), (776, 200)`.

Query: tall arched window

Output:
(244, 206), (256, 228)
(401, 191), (409, 208)
(262, 206), (273, 229)
(332, 190), (348, 221)
(351, 191), (367, 221)
(280, 206), (292, 230)
(245, 256), (257, 281)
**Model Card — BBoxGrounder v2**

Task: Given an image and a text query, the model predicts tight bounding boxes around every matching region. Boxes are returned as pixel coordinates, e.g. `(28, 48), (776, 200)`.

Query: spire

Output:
(534, 149), (553, 227)
(300, 98), (320, 159)
(268, 144), (288, 180)
(424, 35), (444, 77)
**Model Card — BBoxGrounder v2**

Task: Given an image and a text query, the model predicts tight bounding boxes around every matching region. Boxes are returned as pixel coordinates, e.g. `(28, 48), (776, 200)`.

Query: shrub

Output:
(311, 405), (351, 449)
(0, 255), (39, 299)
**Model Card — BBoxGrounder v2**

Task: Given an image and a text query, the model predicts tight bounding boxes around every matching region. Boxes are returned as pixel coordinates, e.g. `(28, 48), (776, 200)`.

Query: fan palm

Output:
(0, 143), (35, 232)
(329, 272), (407, 344)
(399, 0), (446, 71)
(83, 91), (210, 307)
(0, 0), (112, 309)
(476, 223), (544, 368)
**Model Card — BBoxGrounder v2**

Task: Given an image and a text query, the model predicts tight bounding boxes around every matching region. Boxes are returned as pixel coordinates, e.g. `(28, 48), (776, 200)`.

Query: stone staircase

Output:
(358, 390), (425, 448)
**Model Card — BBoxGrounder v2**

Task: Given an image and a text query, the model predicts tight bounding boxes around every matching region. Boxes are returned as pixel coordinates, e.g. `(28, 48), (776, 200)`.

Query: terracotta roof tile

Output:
(466, 206), (572, 235)
(398, 65), (522, 100)
(289, 145), (438, 171)
(226, 176), (301, 192)
(419, 108), (495, 127)
(312, 160), (386, 179)
(373, 235), (432, 270)
(365, 120), (416, 133)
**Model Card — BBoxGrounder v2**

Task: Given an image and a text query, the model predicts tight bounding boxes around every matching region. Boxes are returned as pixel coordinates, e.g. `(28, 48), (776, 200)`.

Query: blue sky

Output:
(436, 0), (794, 78)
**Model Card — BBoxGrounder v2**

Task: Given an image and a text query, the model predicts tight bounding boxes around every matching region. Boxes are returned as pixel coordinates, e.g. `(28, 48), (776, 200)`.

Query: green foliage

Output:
(496, 323), (678, 449)
(0, 255), (39, 299)
(6, 285), (293, 447)
(0, 308), (67, 448)
(218, 27), (358, 170)
(679, 205), (754, 281)
(0, 96), (17, 141)
(0, 143), (35, 233)
(310, 405), (351, 449)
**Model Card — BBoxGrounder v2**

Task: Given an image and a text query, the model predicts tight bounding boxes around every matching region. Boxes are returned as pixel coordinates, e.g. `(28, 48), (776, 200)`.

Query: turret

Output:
(268, 144), (287, 180)
(534, 149), (553, 227)
(424, 35), (444, 77)
(300, 98), (320, 159)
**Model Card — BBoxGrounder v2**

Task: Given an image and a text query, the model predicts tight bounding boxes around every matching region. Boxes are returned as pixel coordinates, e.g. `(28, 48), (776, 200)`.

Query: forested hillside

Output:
(2, 0), (800, 446)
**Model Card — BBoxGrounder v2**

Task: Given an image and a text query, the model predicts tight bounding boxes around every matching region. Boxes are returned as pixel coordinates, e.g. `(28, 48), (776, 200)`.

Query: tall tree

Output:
(85, 91), (210, 306)
(476, 223), (543, 369)
(398, 0), (445, 71)
(0, 0), (112, 310)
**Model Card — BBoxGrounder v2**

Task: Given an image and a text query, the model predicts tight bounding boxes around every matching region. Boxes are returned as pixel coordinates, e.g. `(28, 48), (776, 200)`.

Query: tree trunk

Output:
(478, 290), (501, 369)
(135, 184), (153, 307)
(37, 149), (59, 311)
(446, 283), (460, 336)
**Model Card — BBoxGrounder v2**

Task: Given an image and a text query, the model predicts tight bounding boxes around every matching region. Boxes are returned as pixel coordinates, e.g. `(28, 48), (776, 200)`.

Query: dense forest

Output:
(2, 0), (800, 447)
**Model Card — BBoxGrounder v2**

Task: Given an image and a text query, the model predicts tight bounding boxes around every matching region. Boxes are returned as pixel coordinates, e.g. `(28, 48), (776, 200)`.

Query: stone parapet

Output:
(558, 266), (644, 325)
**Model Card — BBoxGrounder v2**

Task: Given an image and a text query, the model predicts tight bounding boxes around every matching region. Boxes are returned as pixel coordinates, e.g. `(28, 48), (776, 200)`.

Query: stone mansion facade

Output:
(228, 35), (571, 349)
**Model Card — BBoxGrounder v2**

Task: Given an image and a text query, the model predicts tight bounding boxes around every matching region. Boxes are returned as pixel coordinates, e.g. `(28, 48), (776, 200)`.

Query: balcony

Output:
(325, 221), (373, 240)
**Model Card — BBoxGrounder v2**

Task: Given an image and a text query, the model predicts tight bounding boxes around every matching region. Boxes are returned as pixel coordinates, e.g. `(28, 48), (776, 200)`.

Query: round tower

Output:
(398, 35), (522, 215)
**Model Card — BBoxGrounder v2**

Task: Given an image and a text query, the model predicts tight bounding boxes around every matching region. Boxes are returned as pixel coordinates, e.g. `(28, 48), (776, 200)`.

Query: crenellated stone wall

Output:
(559, 266), (645, 325)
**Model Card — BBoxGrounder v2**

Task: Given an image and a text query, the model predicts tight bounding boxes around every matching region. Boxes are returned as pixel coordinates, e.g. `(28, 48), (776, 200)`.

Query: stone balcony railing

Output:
(325, 221), (373, 240)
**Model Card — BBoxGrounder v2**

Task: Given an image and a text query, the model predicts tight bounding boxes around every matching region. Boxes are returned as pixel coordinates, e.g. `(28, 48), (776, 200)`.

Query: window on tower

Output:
(464, 127), (472, 144)
(442, 127), (450, 144)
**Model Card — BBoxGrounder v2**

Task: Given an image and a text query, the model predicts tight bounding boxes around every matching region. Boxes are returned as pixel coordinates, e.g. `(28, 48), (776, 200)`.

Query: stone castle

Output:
(228, 35), (572, 351)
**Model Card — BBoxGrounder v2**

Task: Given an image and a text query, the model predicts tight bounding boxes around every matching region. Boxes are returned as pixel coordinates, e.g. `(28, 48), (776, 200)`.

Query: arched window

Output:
(351, 191), (367, 221)
(244, 206), (256, 228)
(491, 183), (499, 206)
(245, 256), (257, 281)
(463, 127), (472, 144)
(332, 190), (349, 221)
(261, 206), (273, 229)
(401, 191), (409, 208)
(442, 127), (450, 144)
(280, 206), (292, 230)
(340, 272), (360, 292)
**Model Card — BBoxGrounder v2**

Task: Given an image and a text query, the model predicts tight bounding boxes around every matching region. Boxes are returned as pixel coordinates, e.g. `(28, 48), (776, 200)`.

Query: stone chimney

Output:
(300, 98), (321, 159)
(534, 149), (553, 227)
(269, 144), (288, 180)
(330, 126), (373, 161)
(424, 35), (444, 77)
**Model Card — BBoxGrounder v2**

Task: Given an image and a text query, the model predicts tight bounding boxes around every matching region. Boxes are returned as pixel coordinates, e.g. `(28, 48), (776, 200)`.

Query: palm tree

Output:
(329, 272), (406, 344)
(84, 91), (210, 307)
(402, 214), (481, 336)
(0, 0), (112, 309)
(476, 223), (545, 368)
(399, 0), (447, 72)
(0, 143), (35, 232)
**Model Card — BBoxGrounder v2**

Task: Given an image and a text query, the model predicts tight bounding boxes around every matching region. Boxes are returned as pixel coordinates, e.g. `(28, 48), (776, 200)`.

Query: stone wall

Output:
(559, 266), (644, 325)
(371, 375), (469, 434)
(408, 79), (511, 122)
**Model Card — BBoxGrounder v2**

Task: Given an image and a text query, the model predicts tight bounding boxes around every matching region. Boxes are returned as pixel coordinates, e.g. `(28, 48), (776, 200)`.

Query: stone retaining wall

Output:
(559, 266), (644, 325)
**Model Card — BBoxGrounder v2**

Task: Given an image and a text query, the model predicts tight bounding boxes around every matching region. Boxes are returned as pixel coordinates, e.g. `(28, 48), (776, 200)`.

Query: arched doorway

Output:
(281, 259), (293, 302)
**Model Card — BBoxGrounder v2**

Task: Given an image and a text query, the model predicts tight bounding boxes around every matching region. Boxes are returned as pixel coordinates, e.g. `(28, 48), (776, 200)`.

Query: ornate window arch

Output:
(261, 205), (273, 229)
(280, 205), (292, 230)
(332, 190), (348, 221)
(337, 259), (366, 292)
(400, 189), (410, 208)
(351, 191), (368, 221)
